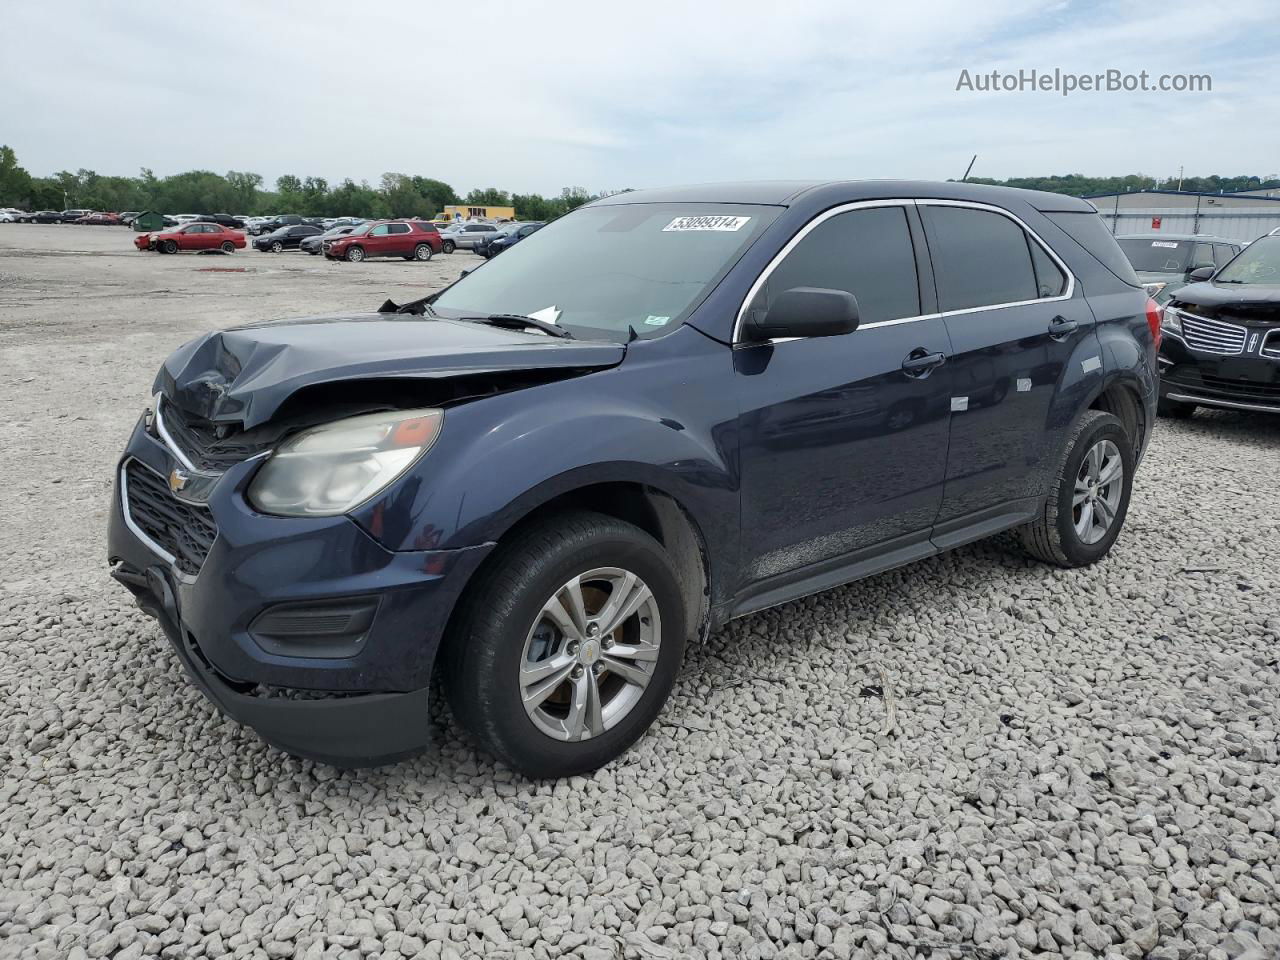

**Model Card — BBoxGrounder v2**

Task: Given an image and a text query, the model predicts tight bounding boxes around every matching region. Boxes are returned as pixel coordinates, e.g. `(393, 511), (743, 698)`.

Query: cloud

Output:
(2, 0), (1276, 193)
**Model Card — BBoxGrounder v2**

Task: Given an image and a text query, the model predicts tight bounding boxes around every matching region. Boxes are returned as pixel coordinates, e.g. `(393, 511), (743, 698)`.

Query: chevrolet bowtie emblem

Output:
(168, 468), (189, 494)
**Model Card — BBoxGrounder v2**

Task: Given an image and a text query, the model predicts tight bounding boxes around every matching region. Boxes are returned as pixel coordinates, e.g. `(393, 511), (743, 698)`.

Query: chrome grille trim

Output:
(1263, 330), (1280, 359)
(1174, 310), (1247, 355)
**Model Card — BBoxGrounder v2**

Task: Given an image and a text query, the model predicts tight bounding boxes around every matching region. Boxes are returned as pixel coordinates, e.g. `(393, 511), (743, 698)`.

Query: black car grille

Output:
(159, 400), (268, 471)
(123, 460), (218, 576)
(1177, 313), (1247, 355)
(1198, 374), (1280, 401)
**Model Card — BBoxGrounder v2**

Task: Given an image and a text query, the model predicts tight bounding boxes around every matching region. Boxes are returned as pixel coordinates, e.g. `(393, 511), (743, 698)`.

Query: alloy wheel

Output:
(519, 567), (662, 742)
(1073, 439), (1123, 545)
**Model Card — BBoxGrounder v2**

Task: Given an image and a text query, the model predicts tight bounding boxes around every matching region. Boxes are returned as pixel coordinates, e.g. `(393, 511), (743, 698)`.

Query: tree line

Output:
(0, 145), (610, 221)
(6, 145), (1280, 217)
(958, 172), (1280, 196)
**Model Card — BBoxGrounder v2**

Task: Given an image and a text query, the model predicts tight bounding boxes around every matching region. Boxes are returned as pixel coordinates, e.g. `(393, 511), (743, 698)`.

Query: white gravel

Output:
(2, 225), (1278, 959)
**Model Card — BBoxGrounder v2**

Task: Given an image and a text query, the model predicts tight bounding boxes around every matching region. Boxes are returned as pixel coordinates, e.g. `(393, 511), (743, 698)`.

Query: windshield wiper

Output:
(462, 314), (573, 339)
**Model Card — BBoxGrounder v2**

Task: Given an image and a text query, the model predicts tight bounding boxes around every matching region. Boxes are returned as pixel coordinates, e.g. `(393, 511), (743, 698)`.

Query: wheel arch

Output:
(439, 479), (714, 669)
(1085, 374), (1149, 463)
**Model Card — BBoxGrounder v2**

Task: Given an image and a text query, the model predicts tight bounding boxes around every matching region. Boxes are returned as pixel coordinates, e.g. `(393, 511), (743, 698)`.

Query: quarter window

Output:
(750, 206), (920, 326)
(924, 207), (1041, 311)
(1028, 240), (1067, 298)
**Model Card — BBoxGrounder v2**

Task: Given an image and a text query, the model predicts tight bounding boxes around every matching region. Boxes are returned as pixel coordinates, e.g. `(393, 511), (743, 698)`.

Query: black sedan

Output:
(195, 214), (246, 229)
(253, 224), (322, 252)
(301, 224), (359, 255)
(475, 221), (544, 258)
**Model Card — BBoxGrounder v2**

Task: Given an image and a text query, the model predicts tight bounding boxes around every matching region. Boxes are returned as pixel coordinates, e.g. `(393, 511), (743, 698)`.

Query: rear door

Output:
(919, 202), (1095, 532)
(385, 222), (413, 255)
(736, 203), (954, 590)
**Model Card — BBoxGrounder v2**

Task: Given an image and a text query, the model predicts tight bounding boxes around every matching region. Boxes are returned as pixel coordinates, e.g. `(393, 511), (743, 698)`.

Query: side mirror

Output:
(743, 287), (860, 342)
(1188, 266), (1215, 282)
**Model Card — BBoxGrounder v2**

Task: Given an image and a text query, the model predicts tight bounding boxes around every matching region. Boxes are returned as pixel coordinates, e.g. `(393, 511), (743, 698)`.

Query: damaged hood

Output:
(155, 313), (626, 427)
(1170, 282), (1280, 319)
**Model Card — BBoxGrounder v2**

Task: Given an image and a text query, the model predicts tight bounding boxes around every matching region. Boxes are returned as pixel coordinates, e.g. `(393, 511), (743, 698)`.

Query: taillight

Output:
(1145, 297), (1162, 350)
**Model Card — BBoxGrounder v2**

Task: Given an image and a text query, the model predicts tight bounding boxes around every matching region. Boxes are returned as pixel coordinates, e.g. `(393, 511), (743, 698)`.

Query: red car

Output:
(324, 220), (443, 262)
(76, 212), (121, 225)
(135, 223), (246, 254)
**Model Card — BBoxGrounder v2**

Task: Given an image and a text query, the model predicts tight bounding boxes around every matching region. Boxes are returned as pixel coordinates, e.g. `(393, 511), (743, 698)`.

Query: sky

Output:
(3, 0), (1278, 195)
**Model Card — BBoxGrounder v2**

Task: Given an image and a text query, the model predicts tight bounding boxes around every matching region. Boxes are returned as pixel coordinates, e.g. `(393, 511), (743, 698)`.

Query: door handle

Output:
(1048, 315), (1078, 340)
(901, 349), (947, 377)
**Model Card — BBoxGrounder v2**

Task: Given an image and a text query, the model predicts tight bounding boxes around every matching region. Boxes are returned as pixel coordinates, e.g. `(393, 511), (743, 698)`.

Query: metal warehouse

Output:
(1086, 189), (1280, 242)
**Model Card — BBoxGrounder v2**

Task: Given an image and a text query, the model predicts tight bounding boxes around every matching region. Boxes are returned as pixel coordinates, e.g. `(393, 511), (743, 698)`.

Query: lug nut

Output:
(567, 642), (579, 655)
(571, 666), (584, 679)
(593, 663), (605, 675)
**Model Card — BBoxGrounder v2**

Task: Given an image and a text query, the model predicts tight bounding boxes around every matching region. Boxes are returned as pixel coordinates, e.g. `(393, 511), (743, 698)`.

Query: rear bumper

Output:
(108, 414), (495, 765)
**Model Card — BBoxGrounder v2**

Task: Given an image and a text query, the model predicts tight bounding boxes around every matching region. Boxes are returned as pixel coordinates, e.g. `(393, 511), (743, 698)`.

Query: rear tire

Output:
(443, 510), (687, 778)
(220, 241), (235, 253)
(414, 243), (432, 261)
(1157, 396), (1196, 418)
(1018, 410), (1134, 568)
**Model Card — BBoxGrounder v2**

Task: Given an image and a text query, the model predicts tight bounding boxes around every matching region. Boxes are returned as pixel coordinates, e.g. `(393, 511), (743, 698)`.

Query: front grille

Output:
(123, 460), (218, 575)
(1178, 312), (1247, 355)
(158, 400), (266, 471)
(1198, 374), (1280, 401)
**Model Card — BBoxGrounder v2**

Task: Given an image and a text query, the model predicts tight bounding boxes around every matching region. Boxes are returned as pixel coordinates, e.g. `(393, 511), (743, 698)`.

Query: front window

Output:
(431, 202), (779, 340)
(1116, 238), (1194, 274)
(1213, 236), (1280, 284)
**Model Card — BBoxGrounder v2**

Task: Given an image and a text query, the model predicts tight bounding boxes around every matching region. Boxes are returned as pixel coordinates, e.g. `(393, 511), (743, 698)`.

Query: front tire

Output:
(1157, 396), (1196, 418)
(270, 240), (283, 253)
(443, 511), (687, 778)
(1019, 410), (1134, 568)
(161, 239), (178, 254)
(345, 246), (365, 262)
(442, 240), (455, 254)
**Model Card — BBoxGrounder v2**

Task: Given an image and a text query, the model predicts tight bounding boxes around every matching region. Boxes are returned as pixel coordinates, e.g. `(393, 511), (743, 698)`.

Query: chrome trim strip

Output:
(733, 198), (1076, 344)
(153, 396), (197, 471)
(1261, 329), (1280, 359)
(119, 461), (178, 566)
(1166, 392), (1280, 414)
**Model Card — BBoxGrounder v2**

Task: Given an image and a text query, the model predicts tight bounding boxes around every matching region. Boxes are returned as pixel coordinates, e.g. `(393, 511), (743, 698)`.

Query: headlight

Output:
(248, 409), (443, 517)
(1161, 306), (1183, 336)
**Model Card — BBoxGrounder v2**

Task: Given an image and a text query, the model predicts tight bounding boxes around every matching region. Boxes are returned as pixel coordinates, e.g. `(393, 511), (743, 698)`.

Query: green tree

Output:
(408, 176), (458, 217)
(0, 146), (34, 206)
(463, 186), (511, 207)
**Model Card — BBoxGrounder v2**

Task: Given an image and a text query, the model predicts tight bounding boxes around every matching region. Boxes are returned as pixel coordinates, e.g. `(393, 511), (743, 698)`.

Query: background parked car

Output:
(253, 223), (322, 252)
(323, 220), (442, 262)
(31, 211), (63, 223)
(0, 209), (25, 223)
(301, 224), (359, 255)
(76, 212), (122, 225)
(442, 221), (502, 250)
(1114, 234), (1241, 303)
(119, 212), (140, 226)
(252, 214), (304, 236)
(476, 221), (545, 258)
(135, 222), (246, 254)
(58, 209), (92, 223)
(194, 214), (246, 229)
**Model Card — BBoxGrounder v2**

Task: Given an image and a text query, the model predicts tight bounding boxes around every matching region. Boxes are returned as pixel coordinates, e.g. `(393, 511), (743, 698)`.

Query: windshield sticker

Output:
(663, 215), (751, 232)
(644, 315), (671, 326)
(527, 305), (561, 324)
(1151, 241), (1179, 249)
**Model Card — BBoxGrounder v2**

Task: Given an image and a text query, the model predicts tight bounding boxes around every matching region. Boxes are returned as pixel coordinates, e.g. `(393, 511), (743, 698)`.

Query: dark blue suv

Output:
(109, 181), (1159, 777)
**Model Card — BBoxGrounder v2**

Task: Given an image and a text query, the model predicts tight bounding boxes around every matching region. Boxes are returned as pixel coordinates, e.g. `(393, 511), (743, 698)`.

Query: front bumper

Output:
(108, 414), (494, 765)
(1159, 336), (1280, 413)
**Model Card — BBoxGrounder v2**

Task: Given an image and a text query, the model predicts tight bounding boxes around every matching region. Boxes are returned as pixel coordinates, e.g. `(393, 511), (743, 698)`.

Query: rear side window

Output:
(415, 222), (438, 233)
(924, 207), (1038, 311)
(752, 206), (920, 325)
(389, 223), (411, 235)
(1045, 212), (1141, 287)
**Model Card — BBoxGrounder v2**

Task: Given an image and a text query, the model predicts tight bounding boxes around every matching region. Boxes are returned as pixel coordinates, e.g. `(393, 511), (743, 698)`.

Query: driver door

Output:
(735, 203), (953, 597)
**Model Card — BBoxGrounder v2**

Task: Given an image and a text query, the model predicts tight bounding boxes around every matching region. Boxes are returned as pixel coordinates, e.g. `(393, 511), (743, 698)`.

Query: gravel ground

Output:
(1, 224), (1278, 960)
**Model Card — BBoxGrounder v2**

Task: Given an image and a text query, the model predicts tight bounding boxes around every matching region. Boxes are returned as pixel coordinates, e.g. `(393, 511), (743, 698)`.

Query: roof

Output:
(590, 180), (1095, 213)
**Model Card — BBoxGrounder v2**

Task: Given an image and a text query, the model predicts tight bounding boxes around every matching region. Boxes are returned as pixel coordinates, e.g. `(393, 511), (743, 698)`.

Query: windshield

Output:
(1117, 238), (1193, 273)
(1213, 237), (1280, 284)
(431, 203), (779, 340)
